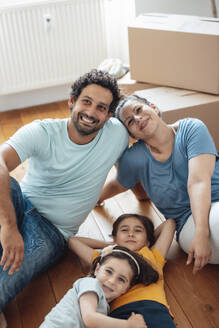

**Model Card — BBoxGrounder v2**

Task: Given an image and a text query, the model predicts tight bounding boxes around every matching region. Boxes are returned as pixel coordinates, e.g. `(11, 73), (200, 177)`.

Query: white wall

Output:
(0, 84), (70, 113)
(135, 0), (219, 17)
(104, 0), (135, 64)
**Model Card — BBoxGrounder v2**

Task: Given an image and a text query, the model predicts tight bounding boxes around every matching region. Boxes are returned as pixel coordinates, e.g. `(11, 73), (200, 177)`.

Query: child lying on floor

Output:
(40, 245), (157, 328)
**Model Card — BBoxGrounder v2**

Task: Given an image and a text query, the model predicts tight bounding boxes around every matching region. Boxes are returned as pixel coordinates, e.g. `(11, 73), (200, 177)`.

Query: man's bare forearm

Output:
(0, 163), (17, 228)
(0, 144), (25, 274)
(0, 144), (21, 228)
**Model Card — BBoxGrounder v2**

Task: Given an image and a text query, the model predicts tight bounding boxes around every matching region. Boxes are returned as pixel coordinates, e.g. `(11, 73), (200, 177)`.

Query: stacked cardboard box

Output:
(127, 13), (219, 149)
(118, 72), (155, 96)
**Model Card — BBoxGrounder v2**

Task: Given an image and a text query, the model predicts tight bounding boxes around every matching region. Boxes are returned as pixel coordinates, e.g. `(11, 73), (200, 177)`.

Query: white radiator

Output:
(0, 0), (107, 95)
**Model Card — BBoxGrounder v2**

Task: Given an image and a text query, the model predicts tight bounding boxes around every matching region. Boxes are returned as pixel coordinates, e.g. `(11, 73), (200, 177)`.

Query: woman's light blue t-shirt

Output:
(117, 118), (219, 238)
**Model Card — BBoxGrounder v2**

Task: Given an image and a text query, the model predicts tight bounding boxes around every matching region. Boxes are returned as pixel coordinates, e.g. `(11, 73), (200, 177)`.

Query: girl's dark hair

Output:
(112, 213), (156, 248)
(70, 69), (120, 114)
(90, 245), (158, 287)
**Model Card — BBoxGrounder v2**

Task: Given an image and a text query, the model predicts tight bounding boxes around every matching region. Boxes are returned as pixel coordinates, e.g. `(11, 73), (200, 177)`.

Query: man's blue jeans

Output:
(0, 177), (67, 312)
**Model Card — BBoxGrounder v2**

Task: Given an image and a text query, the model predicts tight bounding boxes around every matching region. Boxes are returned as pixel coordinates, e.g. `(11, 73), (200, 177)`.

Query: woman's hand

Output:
(187, 230), (212, 274)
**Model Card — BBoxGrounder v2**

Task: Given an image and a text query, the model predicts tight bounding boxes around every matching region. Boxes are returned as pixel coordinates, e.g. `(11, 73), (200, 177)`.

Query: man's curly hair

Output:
(70, 69), (120, 114)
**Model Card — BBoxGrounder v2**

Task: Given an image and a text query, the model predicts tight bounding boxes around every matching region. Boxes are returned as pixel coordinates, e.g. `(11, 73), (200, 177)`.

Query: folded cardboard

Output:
(128, 13), (219, 94)
(135, 87), (219, 150)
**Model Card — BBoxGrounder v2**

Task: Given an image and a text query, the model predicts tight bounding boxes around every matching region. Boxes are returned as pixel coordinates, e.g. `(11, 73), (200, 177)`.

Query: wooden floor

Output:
(1, 100), (219, 328)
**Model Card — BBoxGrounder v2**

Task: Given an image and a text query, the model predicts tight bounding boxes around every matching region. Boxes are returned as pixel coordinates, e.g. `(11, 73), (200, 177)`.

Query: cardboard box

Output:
(135, 87), (219, 150)
(118, 72), (156, 96)
(128, 13), (219, 94)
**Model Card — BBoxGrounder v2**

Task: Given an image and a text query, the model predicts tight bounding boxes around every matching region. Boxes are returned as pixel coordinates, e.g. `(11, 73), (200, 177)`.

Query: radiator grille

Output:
(0, 0), (107, 95)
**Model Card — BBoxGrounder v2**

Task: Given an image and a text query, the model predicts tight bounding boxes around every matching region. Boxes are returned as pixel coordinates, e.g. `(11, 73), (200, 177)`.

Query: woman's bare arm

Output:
(98, 179), (127, 204)
(187, 153), (215, 274)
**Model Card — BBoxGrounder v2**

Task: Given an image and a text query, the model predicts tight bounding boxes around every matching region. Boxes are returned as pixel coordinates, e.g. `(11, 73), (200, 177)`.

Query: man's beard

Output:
(72, 115), (101, 136)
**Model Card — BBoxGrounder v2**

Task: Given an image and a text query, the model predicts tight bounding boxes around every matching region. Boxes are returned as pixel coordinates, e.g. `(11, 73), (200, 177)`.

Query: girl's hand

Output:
(187, 231), (212, 274)
(101, 244), (117, 257)
(127, 312), (147, 328)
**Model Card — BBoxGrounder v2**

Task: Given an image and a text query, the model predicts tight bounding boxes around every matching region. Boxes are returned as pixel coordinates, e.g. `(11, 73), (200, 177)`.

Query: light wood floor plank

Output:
(47, 251), (83, 304)
(4, 300), (22, 328)
(77, 213), (105, 240)
(2, 124), (22, 140)
(164, 283), (192, 328)
(165, 252), (219, 328)
(15, 272), (56, 328)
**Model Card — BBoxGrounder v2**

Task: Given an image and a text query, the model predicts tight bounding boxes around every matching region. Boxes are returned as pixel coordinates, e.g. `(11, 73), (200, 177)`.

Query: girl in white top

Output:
(40, 246), (158, 328)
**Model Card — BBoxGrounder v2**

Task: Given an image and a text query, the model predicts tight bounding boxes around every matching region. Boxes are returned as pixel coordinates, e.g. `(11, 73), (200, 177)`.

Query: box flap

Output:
(135, 87), (219, 112)
(130, 13), (219, 35)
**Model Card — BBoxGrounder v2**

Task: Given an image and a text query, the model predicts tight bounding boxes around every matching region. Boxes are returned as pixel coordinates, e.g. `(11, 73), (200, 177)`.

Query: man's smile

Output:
(79, 113), (98, 126)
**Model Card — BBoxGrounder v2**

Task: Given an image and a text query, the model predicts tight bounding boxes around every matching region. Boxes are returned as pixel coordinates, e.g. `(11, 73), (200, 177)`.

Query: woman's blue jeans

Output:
(0, 177), (67, 312)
